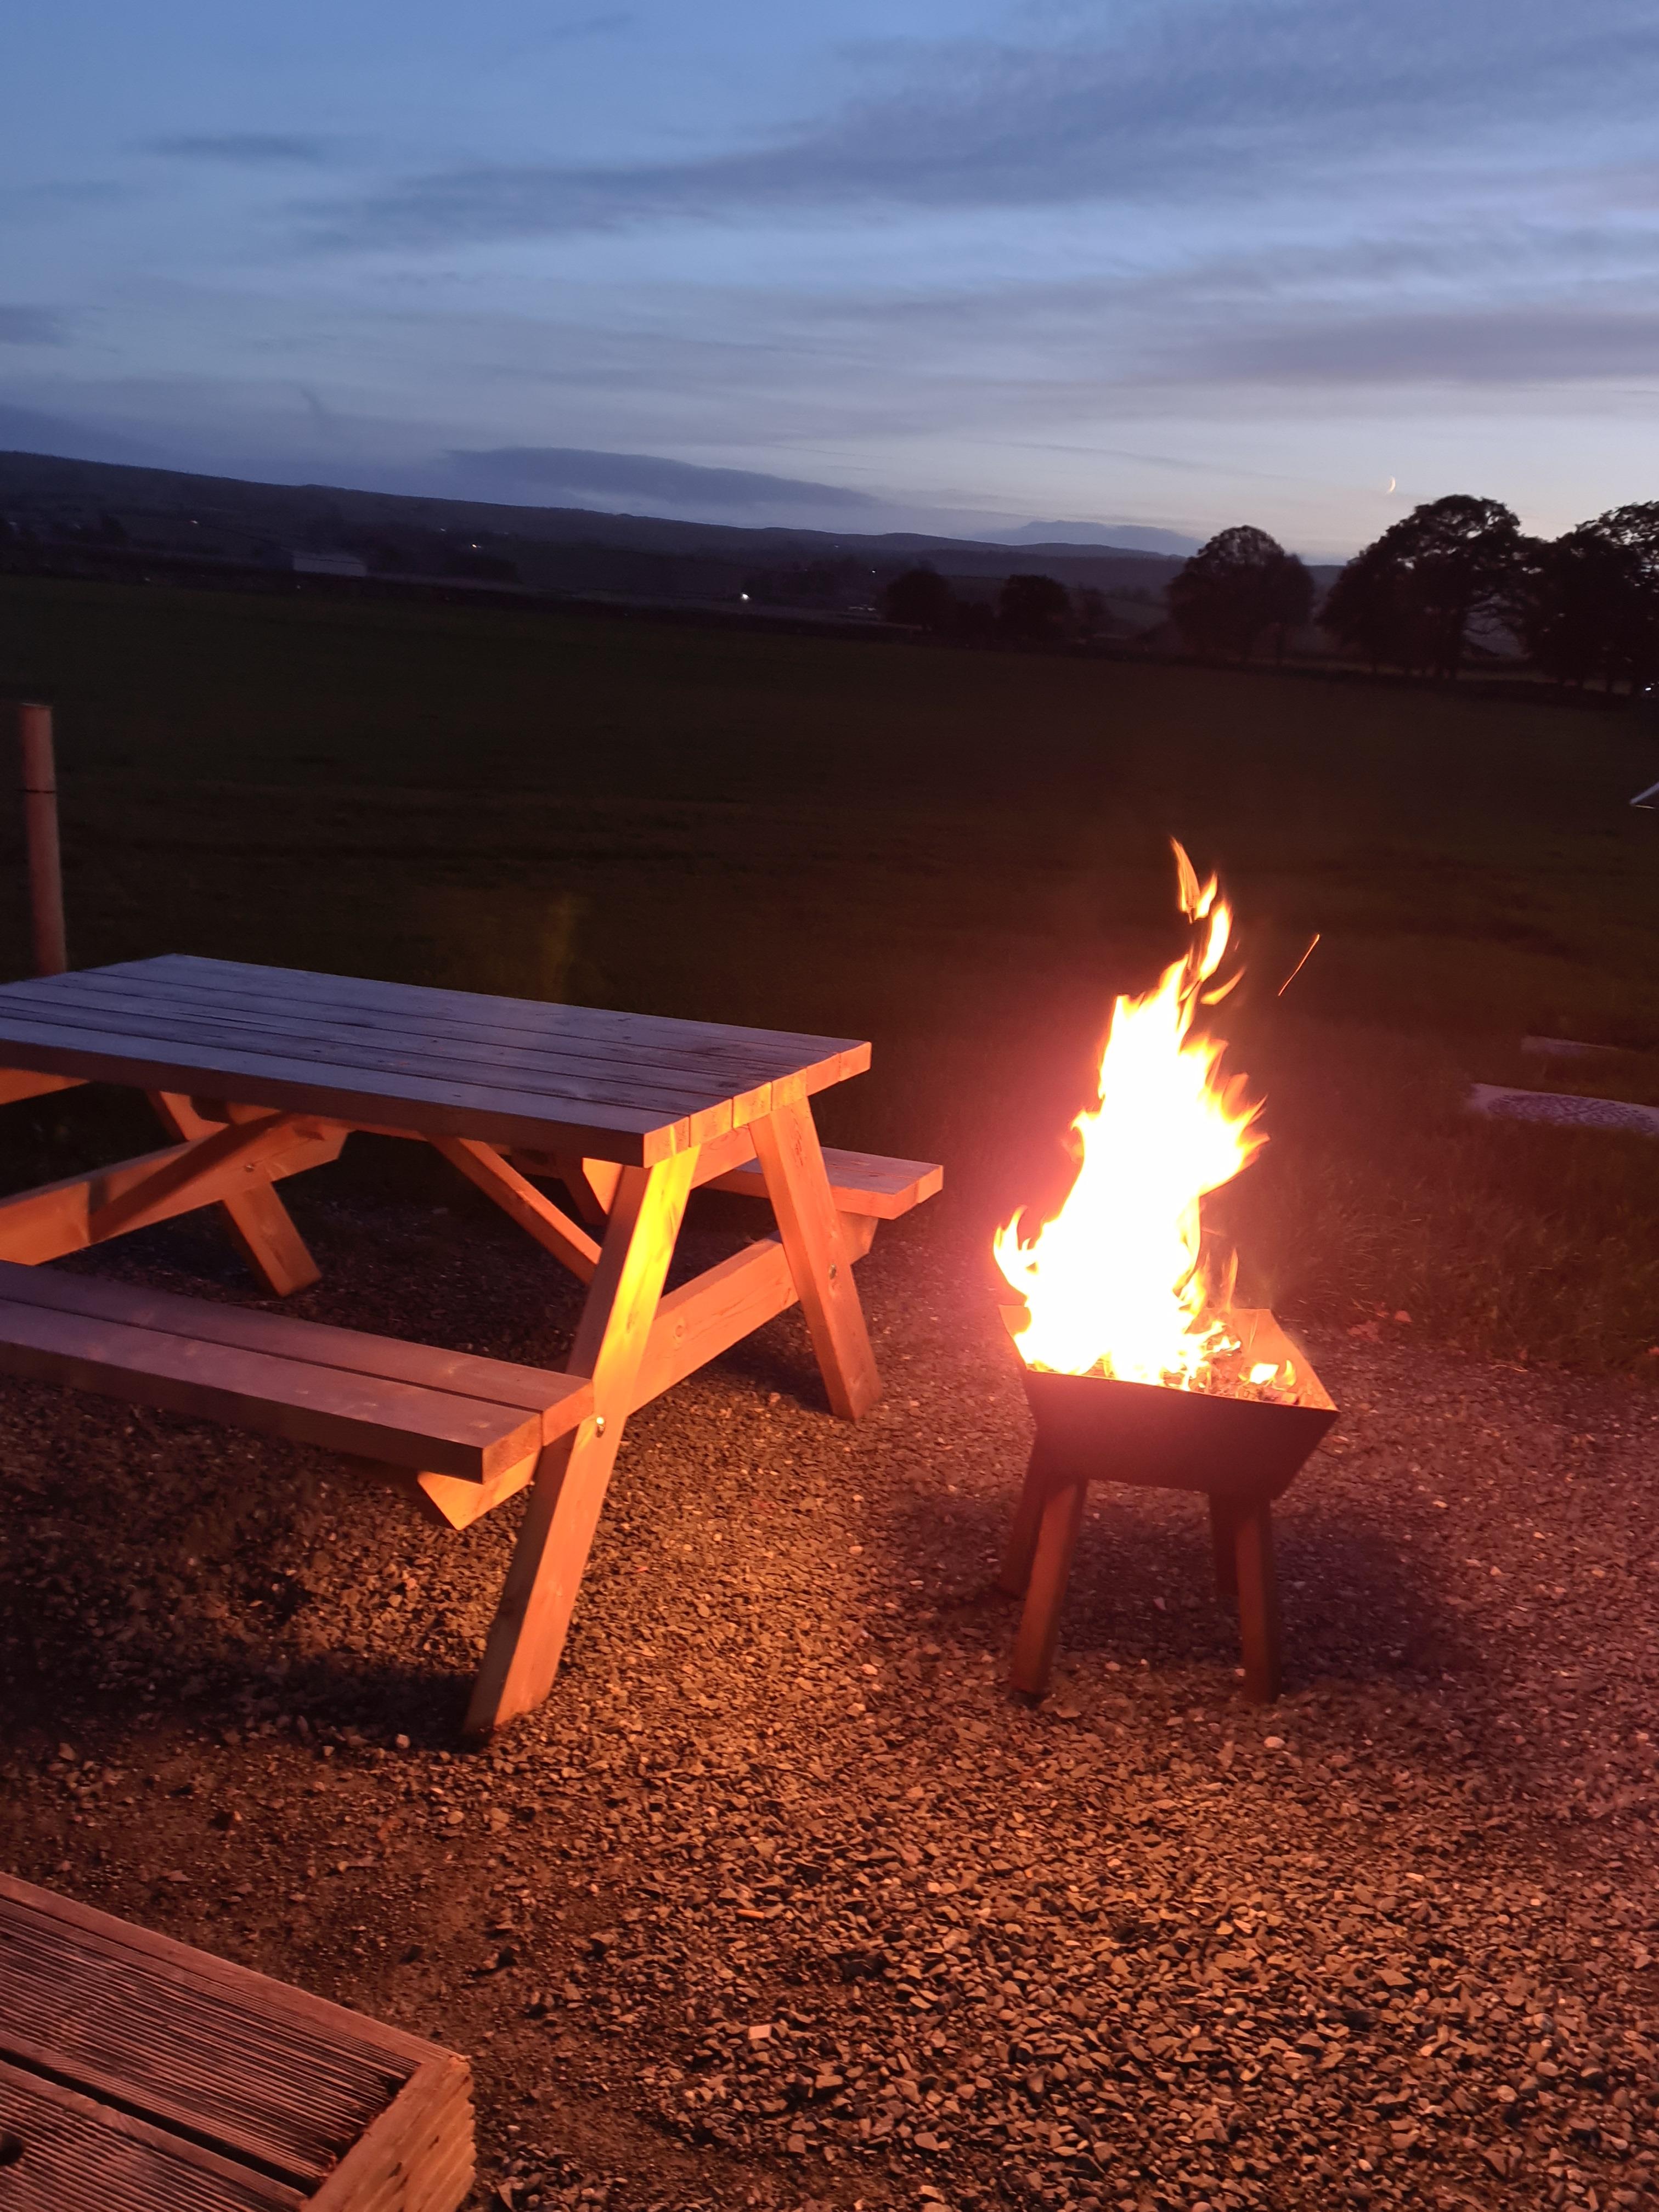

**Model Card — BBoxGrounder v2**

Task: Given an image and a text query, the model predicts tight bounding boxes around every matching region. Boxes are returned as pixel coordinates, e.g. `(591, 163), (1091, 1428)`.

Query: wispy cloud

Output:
(298, 0), (1659, 248)
(0, 307), (69, 347)
(1198, 304), (1659, 386)
(149, 133), (334, 167)
(447, 445), (879, 511)
(547, 10), (636, 37)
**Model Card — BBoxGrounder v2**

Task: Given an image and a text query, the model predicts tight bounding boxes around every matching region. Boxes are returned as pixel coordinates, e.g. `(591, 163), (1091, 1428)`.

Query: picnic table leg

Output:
(149, 1093), (321, 1297)
(749, 1096), (881, 1419)
(464, 1148), (697, 1738)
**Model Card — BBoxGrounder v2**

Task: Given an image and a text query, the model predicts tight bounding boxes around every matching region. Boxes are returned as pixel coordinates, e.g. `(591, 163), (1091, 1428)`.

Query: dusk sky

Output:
(5, 1), (1658, 555)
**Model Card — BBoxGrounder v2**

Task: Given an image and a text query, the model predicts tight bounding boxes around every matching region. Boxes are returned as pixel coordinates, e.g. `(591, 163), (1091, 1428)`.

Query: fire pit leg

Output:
(1233, 1498), (1282, 1703)
(996, 1446), (1050, 1596)
(1207, 1496), (1239, 1598)
(1009, 1472), (1088, 1698)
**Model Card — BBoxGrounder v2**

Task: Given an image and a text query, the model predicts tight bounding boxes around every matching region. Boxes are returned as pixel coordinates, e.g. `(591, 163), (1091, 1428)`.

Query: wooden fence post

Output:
(17, 701), (67, 976)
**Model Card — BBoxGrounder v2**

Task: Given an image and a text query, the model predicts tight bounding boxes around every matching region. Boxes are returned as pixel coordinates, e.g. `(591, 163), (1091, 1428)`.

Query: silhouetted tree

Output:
(1590, 502), (1659, 690)
(997, 572), (1071, 642)
(1320, 494), (1525, 679)
(1515, 527), (1644, 690)
(881, 565), (957, 630)
(1167, 526), (1313, 664)
(1320, 540), (1435, 674)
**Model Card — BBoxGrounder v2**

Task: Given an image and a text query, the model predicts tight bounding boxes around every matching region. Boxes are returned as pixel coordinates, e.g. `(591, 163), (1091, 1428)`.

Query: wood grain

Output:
(708, 1144), (943, 1220)
(0, 1872), (471, 2212)
(465, 1149), (698, 1736)
(0, 959), (869, 1161)
(0, 1261), (591, 1479)
(150, 1093), (323, 1299)
(750, 1098), (881, 1420)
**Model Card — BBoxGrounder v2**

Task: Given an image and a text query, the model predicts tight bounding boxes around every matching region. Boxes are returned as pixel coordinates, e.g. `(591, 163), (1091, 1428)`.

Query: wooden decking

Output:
(0, 1872), (472, 2210)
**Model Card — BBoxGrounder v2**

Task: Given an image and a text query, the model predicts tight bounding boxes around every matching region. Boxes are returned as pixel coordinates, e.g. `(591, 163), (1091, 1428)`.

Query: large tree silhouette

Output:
(881, 565), (958, 631)
(1168, 526), (1313, 664)
(997, 572), (1072, 642)
(1321, 495), (1525, 679)
(1590, 503), (1659, 690)
(1515, 527), (1645, 690)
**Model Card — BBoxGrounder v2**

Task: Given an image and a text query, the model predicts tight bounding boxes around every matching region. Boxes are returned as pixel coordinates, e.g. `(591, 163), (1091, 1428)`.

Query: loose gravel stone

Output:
(0, 1186), (1655, 2210)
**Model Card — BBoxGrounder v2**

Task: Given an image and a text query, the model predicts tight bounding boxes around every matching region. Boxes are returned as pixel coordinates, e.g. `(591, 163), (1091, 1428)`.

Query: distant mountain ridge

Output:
(0, 448), (1193, 597)
(998, 520), (1203, 556)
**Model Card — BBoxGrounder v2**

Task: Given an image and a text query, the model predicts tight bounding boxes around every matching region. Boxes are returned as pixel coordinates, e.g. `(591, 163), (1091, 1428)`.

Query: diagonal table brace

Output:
(149, 1093), (327, 1297)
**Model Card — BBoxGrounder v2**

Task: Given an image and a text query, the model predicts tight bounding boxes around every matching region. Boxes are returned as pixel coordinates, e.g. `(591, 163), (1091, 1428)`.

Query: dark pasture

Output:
(2, 573), (1657, 1373)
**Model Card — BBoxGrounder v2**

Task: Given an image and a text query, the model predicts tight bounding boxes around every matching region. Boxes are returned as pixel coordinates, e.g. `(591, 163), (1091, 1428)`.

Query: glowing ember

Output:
(995, 842), (1292, 1397)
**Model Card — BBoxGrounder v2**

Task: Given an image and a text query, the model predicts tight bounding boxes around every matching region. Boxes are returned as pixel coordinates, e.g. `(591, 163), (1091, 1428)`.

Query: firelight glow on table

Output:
(995, 840), (1300, 1403)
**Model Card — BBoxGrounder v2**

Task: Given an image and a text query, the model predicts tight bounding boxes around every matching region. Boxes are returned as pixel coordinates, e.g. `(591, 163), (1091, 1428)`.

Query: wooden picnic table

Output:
(0, 957), (939, 1735)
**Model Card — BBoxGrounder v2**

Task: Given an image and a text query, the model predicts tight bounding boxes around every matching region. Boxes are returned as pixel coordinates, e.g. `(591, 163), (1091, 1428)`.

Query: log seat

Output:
(0, 1258), (592, 1528)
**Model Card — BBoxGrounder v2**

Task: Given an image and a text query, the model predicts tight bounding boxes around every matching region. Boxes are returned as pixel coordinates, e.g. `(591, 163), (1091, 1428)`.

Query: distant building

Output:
(291, 551), (366, 578)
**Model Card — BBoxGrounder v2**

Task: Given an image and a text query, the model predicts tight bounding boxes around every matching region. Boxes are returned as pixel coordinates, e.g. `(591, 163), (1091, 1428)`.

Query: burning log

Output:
(994, 844), (1337, 1700)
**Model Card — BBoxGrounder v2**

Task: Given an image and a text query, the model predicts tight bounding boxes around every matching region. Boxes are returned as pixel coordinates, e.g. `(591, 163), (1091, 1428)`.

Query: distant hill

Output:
(0, 448), (1191, 610)
(998, 520), (1203, 556)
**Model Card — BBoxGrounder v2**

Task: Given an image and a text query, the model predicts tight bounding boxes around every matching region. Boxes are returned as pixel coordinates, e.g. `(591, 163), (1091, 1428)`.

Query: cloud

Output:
(0, 308), (69, 347)
(1199, 304), (1659, 386)
(446, 445), (880, 511)
(547, 10), (636, 36)
(300, 0), (1659, 247)
(149, 133), (333, 167)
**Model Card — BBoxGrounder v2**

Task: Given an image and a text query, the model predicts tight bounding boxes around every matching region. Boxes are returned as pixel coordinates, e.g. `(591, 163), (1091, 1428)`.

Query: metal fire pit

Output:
(997, 1308), (1336, 1702)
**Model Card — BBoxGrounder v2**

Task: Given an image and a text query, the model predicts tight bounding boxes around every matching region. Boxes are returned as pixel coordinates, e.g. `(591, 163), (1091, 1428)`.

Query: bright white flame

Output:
(995, 842), (1271, 1390)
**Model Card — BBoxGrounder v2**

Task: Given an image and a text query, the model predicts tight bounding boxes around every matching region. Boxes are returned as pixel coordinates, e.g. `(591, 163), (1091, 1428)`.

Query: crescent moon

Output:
(1386, 475), (1397, 493)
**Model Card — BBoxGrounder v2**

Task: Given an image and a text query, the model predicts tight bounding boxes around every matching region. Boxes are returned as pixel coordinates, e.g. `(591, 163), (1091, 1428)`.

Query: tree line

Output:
(881, 494), (1659, 689)
(1319, 495), (1659, 687)
(880, 566), (1105, 644)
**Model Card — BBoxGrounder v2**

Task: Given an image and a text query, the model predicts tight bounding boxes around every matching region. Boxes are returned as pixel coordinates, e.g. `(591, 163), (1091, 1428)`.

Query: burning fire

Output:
(996, 843), (1290, 1396)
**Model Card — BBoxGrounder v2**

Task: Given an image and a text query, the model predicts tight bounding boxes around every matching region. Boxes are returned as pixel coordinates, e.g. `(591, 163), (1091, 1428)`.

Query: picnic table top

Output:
(0, 955), (870, 1164)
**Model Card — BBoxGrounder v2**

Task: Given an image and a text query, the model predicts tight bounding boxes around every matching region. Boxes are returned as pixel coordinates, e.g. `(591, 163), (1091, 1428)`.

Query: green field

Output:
(3, 573), (1657, 1374)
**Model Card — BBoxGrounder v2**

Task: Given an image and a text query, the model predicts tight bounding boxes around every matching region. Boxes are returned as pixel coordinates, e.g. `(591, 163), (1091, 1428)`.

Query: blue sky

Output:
(3, 0), (1658, 555)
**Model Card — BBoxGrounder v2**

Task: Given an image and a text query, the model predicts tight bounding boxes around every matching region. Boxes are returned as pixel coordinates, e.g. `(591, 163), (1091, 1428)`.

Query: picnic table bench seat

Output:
(705, 1144), (942, 1218)
(0, 1259), (593, 1530)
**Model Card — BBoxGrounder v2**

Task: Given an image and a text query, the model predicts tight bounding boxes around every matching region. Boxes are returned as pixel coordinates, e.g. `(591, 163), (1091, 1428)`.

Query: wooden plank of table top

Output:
(0, 1296), (543, 1479)
(0, 1008), (687, 1163)
(120, 955), (870, 1079)
(45, 962), (867, 1094)
(0, 2059), (306, 2212)
(9, 972), (788, 1110)
(0, 990), (738, 1130)
(0, 1260), (583, 1427)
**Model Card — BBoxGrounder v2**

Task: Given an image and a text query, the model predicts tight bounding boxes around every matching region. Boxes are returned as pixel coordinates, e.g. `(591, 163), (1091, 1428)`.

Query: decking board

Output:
(0, 1875), (472, 2210)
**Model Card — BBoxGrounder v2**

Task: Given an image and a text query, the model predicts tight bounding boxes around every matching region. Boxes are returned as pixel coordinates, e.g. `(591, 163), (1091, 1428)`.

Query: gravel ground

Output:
(1, 1169), (1656, 2212)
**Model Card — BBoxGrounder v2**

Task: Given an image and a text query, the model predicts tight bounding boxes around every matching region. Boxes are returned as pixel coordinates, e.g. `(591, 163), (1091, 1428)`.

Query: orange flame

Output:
(995, 842), (1272, 1391)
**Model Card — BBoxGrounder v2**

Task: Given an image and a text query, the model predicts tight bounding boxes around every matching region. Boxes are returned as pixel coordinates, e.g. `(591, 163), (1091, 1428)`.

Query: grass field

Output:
(2, 572), (1657, 1375)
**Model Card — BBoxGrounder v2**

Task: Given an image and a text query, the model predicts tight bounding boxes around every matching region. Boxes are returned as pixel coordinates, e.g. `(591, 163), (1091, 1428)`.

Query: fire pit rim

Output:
(1000, 1302), (1338, 1498)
